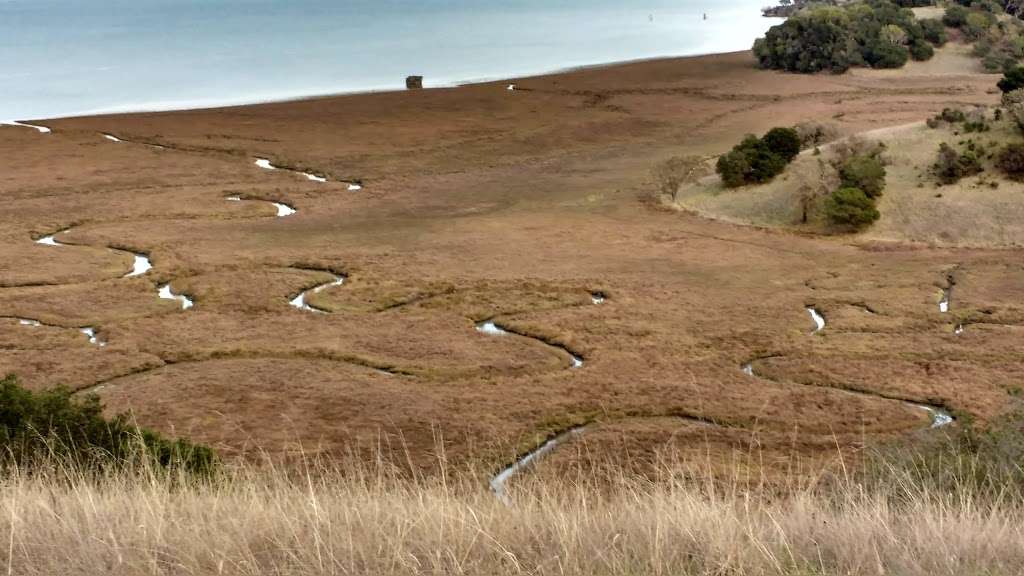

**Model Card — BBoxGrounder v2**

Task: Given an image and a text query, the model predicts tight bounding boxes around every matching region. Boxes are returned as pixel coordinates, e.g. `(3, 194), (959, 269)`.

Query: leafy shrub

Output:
(943, 5), (969, 27)
(762, 127), (802, 162)
(864, 37), (911, 68)
(0, 374), (216, 475)
(909, 39), (935, 61)
(998, 66), (1024, 93)
(716, 150), (752, 188)
(938, 108), (967, 123)
(825, 187), (880, 229)
(753, 7), (856, 74)
(754, 1), (946, 74)
(839, 155), (887, 198)
(997, 143), (1024, 180)
(934, 142), (984, 184)
(964, 12), (997, 40)
(716, 129), (801, 188)
(920, 18), (948, 46)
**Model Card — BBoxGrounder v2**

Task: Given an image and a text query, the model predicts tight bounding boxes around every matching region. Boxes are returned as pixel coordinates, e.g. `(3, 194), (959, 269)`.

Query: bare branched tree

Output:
(652, 155), (706, 202)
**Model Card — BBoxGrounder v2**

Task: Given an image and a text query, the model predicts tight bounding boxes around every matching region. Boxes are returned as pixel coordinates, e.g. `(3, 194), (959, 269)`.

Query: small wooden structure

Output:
(406, 76), (423, 90)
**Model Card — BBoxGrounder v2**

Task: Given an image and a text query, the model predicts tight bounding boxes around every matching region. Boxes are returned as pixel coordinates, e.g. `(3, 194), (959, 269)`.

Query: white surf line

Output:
(476, 320), (585, 369)
(807, 307), (826, 334)
(2, 121), (51, 133)
(158, 284), (193, 310)
(490, 427), (585, 504)
(289, 273), (346, 313)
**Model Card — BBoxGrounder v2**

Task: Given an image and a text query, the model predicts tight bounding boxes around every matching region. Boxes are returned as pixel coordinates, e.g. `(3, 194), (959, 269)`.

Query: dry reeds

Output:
(3, 436), (1024, 576)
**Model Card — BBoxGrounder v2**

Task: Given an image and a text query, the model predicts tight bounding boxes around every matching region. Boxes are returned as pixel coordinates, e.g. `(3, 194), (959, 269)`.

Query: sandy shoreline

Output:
(24, 49), (759, 123)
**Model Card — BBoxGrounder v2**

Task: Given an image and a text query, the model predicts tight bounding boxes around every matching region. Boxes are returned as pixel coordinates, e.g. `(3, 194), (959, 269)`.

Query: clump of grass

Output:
(857, 403), (1024, 502)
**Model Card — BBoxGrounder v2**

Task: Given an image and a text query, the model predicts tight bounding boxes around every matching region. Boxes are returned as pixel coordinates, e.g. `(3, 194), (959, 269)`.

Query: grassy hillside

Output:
(675, 108), (1024, 247)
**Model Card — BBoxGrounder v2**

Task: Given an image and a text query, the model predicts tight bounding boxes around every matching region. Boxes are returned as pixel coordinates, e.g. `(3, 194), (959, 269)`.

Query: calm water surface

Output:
(0, 0), (775, 120)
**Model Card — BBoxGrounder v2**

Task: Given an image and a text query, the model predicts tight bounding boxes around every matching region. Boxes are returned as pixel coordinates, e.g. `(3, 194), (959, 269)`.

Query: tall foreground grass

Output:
(4, 447), (1024, 576)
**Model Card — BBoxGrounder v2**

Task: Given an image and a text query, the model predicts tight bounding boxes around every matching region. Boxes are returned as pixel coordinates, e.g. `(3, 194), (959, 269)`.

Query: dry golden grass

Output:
(4, 449), (1024, 576)
(676, 110), (1024, 247)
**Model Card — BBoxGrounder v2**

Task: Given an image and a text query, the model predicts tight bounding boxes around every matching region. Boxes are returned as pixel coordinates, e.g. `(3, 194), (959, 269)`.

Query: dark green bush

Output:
(934, 142), (983, 184)
(998, 66), (1024, 93)
(909, 39), (935, 61)
(864, 37), (910, 68)
(0, 374), (216, 476)
(753, 1), (947, 74)
(839, 155), (887, 198)
(943, 5), (969, 27)
(997, 142), (1024, 180)
(716, 150), (752, 188)
(753, 7), (856, 73)
(825, 187), (880, 229)
(762, 127), (802, 162)
(920, 18), (948, 46)
(716, 130), (801, 188)
(938, 108), (967, 123)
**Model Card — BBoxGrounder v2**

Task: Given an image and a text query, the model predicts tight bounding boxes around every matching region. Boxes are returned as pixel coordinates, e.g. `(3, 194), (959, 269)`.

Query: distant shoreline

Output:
(30, 49), (762, 123)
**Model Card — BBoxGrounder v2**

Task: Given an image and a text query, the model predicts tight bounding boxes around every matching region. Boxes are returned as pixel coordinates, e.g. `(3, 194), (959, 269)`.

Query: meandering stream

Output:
(2, 121), (50, 133)
(807, 307), (826, 333)
(476, 320), (584, 369)
(158, 284), (194, 310)
(255, 157), (362, 190)
(490, 427), (585, 504)
(289, 273), (346, 313)
(226, 195), (296, 218)
(14, 317), (105, 346)
(8, 128), (969, 506)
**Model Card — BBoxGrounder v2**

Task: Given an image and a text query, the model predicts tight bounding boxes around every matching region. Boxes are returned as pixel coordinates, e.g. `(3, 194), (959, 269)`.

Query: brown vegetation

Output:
(0, 49), (1020, 481)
